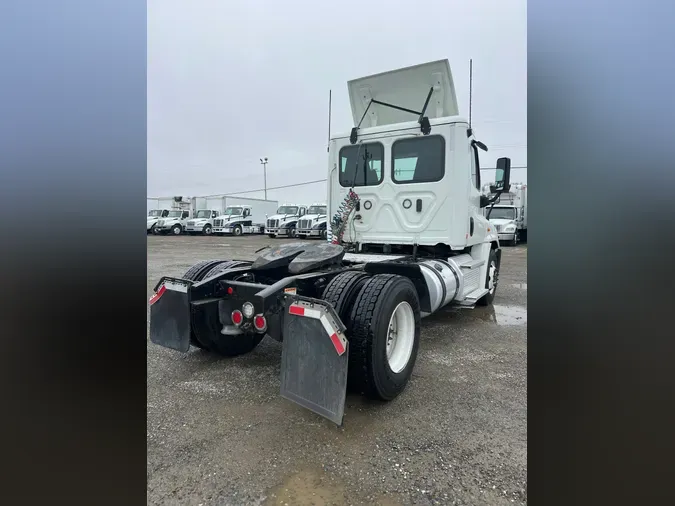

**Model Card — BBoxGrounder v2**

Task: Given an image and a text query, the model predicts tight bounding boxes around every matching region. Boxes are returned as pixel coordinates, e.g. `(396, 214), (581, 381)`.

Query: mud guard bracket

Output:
(280, 296), (349, 425)
(149, 277), (192, 352)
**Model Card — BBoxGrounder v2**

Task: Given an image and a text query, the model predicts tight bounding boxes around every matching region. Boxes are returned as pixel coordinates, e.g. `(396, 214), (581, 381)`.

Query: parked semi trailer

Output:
(149, 59), (511, 425)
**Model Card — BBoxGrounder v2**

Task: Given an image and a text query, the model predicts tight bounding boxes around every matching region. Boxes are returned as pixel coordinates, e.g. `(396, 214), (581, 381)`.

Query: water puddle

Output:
(263, 468), (347, 505)
(492, 304), (527, 326)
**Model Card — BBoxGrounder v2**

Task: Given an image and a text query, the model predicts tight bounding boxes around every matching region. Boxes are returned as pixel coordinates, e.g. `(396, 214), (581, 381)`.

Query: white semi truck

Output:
(481, 183), (527, 246)
(147, 197), (190, 234)
(184, 197), (227, 236)
(184, 196), (275, 236)
(213, 199), (279, 236)
(265, 204), (308, 238)
(297, 203), (328, 239)
(149, 59), (512, 426)
(153, 197), (193, 235)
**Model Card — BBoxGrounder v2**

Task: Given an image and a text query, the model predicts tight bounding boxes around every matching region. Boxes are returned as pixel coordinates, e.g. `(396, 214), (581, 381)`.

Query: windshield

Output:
(196, 210), (212, 219)
(308, 206), (326, 215)
(490, 207), (516, 220)
(224, 207), (243, 215)
(277, 206), (298, 215)
(166, 210), (182, 218)
(148, 210), (162, 217)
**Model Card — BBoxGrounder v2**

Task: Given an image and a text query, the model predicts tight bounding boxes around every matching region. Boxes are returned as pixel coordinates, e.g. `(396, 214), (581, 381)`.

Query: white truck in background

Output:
(153, 197), (193, 235)
(297, 203), (328, 239)
(265, 204), (308, 238)
(482, 183), (527, 246)
(147, 197), (186, 234)
(214, 199), (279, 236)
(184, 196), (226, 236)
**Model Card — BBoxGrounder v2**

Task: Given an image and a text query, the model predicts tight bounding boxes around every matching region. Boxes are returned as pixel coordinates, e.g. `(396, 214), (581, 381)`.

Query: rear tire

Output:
(184, 260), (262, 355)
(321, 271), (371, 322)
(190, 260), (264, 356)
(347, 274), (421, 401)
(477, 248), (499, 306)
(182, 260), (230, 349)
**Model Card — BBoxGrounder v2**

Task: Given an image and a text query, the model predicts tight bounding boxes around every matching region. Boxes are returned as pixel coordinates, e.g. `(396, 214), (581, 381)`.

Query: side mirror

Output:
(491, 157), (511, 193)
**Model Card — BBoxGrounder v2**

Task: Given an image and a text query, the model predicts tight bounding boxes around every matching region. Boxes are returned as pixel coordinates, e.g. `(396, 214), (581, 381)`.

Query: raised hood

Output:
(347, 59), (459, 128)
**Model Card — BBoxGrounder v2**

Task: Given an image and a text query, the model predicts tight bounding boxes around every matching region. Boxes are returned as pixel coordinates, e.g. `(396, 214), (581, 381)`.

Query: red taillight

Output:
(227, 287), (234, 295)
(253, 314), (267, 332)
(231, 310), (243, 325)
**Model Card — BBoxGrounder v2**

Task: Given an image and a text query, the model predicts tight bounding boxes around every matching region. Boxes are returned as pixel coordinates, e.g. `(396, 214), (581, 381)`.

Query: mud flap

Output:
(149, 277), (192, 352)
(280, 296), (349, 425)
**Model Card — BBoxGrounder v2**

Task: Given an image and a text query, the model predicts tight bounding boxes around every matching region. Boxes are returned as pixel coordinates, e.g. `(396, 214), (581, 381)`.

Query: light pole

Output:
(260, 157), (268, 200)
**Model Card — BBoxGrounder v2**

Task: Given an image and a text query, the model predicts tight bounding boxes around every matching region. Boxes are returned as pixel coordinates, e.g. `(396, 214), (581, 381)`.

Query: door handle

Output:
(416, 199), (422, 212)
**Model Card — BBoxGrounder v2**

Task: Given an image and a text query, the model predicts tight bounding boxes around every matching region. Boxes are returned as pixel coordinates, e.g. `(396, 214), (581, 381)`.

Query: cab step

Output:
(458, 287), (489, 306)
(458, 258), (485, 270)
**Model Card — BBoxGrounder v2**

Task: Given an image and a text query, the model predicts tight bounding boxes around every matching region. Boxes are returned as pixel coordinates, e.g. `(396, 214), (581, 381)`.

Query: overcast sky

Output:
(148, 0), (526, 203)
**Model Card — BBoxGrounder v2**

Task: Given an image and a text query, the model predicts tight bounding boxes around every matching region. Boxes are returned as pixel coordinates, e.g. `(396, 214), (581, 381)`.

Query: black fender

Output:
(280, 220), (298, 229)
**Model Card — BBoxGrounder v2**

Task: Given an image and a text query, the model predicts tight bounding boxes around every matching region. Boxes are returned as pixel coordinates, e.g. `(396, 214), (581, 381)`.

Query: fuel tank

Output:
(417, 254), (474, 316)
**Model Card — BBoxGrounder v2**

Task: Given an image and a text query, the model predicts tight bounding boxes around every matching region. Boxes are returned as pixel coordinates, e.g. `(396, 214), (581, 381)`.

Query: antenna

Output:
(469, 59), (473, 128)
(327, 89), (332, 152)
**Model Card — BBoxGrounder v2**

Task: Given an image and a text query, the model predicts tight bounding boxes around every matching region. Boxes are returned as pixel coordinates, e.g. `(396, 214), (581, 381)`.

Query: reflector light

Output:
(242, 302), (254, 318)
(231, 310), (243, 325)
(253, 314), (267, 332)
(227, 287), (234, 295)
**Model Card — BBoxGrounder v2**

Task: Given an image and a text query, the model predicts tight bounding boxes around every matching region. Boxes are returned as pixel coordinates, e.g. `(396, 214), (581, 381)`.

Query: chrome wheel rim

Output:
(487, 260), (498, 295)
(386, 301), (415, 373)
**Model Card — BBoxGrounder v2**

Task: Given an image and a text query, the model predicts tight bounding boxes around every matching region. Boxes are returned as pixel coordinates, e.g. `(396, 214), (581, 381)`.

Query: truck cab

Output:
(147, 208), (169, 233)
(328, 59), (498, 262)
(185, 209), (220, 235)
(297, 203), (328, 239)
(482, 182), (527, 246)
(154, 209), (191, 235)
(213, 205), (252, 235)
(265, 204), (308, 238)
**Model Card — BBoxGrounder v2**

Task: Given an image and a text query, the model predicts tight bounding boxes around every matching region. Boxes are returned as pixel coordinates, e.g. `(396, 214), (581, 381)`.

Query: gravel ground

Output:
(147, 235), (527, 506)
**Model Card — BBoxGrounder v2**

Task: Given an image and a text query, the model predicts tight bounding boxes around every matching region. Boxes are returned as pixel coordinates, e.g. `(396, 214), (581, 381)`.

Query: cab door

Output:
(467, 140), (489, 246)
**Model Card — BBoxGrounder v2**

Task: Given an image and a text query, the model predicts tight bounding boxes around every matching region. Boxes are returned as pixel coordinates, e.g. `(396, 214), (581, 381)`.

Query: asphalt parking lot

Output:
(147, 235), (527, 506)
